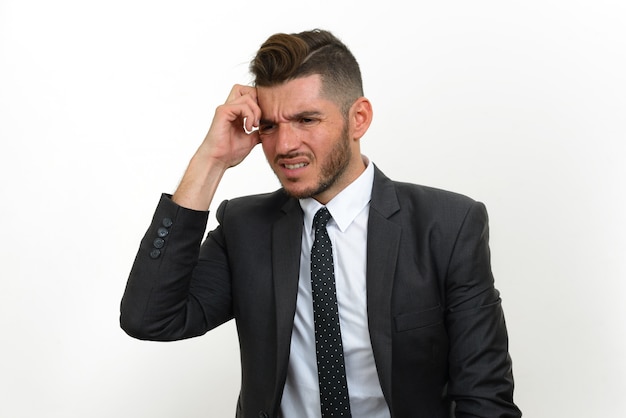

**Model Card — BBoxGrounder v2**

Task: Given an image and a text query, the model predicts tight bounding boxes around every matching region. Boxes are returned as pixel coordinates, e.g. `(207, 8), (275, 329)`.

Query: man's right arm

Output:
(120, 84), (262, 339)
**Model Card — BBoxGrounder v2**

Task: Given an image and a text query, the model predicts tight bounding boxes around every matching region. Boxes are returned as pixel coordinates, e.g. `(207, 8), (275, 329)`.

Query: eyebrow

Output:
(259, 111), (323, 125)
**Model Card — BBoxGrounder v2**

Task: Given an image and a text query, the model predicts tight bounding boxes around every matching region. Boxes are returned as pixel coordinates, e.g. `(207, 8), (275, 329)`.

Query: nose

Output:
(274, 123), (300, 155)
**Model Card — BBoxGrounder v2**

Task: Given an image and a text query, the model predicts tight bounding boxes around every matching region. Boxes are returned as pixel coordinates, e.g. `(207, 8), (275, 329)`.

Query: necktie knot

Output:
(313, 207), (332, 230)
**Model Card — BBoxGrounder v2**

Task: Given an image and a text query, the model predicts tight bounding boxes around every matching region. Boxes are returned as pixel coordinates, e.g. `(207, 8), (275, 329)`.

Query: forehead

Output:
(257, 74), (332, 116)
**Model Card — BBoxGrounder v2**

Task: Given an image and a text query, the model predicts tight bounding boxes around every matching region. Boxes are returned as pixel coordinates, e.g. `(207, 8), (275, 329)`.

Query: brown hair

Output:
(250, 29), (363, 115)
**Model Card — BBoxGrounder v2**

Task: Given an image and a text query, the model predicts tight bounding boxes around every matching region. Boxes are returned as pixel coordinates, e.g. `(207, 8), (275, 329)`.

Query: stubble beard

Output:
(277, 125), (352, 200)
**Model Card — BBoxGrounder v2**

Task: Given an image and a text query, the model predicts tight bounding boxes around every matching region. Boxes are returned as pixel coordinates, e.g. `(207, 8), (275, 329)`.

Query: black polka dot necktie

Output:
(311, 207), (352, 417)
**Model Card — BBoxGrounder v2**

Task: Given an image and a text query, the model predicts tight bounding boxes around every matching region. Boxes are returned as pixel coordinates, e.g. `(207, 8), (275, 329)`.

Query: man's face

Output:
(257, 74), (363, 204)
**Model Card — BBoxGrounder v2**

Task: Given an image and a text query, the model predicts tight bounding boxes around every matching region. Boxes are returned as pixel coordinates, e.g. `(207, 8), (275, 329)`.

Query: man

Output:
(121, 29), (521, 417)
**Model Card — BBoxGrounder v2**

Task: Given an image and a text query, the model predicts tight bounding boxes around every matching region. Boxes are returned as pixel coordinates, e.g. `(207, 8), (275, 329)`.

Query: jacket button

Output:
(153, 238), (165, 249)
(156, 226), (169, 238)
(162, 218), (173, 227)
(149, 249), (161, 259)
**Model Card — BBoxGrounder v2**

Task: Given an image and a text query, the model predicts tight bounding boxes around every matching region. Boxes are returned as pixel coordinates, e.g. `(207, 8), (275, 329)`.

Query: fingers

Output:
(225, 84), (258, 103)
(222, 84), (261, 133)
(195, 84), (263, 170)
(243, 117), (259, 135)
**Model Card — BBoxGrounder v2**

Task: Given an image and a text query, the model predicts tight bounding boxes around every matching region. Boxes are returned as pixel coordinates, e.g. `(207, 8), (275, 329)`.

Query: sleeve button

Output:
(153, 238), (165, 249)
(149, 249), (161, 259)
(162, 218), (173, 227)
(157, 227), (169, 238)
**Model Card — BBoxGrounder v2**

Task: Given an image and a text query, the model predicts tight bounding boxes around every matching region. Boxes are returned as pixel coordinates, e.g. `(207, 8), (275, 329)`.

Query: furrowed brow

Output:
(291, 111), (323, 120)
(260, 111), (322, 125)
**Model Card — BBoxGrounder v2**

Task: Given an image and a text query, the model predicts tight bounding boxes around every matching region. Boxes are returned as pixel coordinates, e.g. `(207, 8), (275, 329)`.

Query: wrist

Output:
(172, 153), (227, 211)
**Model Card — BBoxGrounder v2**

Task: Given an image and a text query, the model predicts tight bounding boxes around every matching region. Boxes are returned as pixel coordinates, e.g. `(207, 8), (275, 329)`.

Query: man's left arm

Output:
(444, 201), (522, 417)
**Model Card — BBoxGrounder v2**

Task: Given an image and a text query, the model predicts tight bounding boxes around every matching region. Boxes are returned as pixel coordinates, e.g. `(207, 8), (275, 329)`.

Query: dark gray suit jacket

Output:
(121, 166), (521, 418)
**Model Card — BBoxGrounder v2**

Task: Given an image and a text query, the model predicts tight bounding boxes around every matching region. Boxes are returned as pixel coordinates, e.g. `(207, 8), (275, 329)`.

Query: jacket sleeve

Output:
(120, 194), (234, 341)
(444, 201), (522, 417)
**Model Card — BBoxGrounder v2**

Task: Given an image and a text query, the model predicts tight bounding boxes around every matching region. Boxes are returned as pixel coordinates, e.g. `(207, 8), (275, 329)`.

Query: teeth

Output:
(284, 163), (307, 169)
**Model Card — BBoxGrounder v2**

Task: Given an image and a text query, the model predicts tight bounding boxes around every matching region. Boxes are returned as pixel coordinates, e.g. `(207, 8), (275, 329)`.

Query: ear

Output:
(350, 97), (373, 140)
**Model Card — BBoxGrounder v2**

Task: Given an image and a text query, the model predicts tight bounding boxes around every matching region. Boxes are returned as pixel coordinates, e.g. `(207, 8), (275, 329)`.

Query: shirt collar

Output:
(300, 157), (374, 233)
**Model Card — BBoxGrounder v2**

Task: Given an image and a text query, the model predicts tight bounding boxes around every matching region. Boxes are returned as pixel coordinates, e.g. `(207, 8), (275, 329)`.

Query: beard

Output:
(276, 123), (352, 200)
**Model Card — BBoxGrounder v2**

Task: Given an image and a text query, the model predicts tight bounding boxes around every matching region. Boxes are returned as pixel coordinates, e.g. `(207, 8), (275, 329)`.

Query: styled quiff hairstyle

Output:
(250, 29), (364, 115)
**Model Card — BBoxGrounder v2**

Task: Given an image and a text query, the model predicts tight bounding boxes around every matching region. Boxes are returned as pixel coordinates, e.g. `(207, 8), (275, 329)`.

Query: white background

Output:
(1, 1), (625, 417)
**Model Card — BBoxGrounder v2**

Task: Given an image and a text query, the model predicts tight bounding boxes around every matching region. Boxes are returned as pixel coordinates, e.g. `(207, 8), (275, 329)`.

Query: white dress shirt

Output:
(280, 160), (391, 417)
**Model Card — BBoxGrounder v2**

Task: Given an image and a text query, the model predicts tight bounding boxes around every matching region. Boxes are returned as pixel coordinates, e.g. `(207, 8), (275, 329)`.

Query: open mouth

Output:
(283, 162), (308, 169)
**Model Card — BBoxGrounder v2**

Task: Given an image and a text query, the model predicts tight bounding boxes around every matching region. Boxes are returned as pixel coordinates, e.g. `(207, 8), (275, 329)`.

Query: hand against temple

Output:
(198, 84), (262, 169)
(172, 84), (262, 211)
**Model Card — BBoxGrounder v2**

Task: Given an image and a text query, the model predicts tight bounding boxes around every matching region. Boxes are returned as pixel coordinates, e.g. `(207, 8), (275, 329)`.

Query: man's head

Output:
(250, 29), (363, 117)
(251, 30), (372, 204)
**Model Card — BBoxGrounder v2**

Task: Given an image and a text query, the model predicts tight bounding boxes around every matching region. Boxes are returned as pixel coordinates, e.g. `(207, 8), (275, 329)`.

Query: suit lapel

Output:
(367, 166), (401, 405)
(271, 197), (304, 404)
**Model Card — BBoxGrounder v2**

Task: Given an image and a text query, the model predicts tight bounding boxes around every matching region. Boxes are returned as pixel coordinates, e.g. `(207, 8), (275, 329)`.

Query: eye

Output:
(299, 117), (317, 125)
(258, 123), (275, 135)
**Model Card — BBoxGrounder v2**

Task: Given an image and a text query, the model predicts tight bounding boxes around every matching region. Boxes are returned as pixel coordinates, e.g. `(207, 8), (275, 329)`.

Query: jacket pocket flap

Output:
(394, 305), (443, 332)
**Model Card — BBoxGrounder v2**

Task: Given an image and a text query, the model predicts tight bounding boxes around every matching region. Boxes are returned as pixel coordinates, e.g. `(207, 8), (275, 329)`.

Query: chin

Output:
(280, 183), (315, 200)
(282, 187), (311, 200)
(283, 181), (332, 200)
